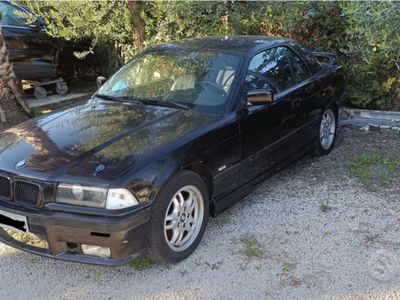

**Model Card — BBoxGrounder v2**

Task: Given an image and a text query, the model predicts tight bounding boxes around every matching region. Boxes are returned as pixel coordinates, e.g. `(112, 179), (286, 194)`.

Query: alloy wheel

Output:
(164, 185), (204, 252)
(319, 109), (336, 150)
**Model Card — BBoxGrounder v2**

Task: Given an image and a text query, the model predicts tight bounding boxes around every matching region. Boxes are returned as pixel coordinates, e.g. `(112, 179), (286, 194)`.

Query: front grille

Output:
(0, 176), (11, 199)
(14, 181), (40, 205)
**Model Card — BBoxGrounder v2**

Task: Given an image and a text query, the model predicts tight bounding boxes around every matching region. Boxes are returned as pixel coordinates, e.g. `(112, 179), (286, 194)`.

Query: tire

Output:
(314, 106), (338, 156)
(148, 170), (209, 263)
(56, 81), (68, 95)
(34, 86), (47, 99)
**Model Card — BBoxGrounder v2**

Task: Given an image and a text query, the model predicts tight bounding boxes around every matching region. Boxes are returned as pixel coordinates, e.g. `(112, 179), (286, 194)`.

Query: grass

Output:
(348, 150), (400, 188)
(241, 235), (264, 259)
(216, 214), (232, 226)
(95, 272), (101, 285)
(30, 108), (52, 117)
(230, 236), (239, 246)
(282, 265), (293, 273)
(319, 203), (332, 213)
(204, 260), (224, 270)
(129, 256), (155, 271)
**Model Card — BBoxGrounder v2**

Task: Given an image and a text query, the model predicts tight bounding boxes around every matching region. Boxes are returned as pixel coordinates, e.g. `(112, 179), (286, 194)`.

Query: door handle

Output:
(291, 98), (302, 109)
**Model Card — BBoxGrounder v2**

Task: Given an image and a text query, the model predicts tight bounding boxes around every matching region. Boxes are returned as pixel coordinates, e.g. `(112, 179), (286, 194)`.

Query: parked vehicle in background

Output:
(0, 1), (68, 98)
(0, 36), (345, 265)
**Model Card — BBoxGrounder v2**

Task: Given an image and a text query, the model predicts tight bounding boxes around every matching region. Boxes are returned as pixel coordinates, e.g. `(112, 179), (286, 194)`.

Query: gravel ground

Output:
(1, 126), (400, 300)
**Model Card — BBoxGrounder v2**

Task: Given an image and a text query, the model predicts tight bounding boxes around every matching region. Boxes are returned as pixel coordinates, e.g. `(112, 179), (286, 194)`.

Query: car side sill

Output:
(211, 142), (313, 216)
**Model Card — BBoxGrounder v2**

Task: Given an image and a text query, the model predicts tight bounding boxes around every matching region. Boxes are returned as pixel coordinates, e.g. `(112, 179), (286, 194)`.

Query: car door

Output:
(239, 46), (311, 185)
(283, 45), (318, 147)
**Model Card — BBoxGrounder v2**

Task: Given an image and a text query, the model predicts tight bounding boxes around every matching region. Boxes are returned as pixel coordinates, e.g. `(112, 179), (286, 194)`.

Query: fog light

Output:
(81, 244), (111, 258)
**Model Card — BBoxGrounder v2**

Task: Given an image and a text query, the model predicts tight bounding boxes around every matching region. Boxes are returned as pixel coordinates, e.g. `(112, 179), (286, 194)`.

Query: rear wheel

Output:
(314, 107), (337, 156)
(56, 81), (68, 95)
(148, 171), (209, 263)
(33, 86), (47, 99)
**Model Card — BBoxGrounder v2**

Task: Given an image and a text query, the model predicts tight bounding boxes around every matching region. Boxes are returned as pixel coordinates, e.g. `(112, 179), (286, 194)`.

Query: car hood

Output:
(0, 99), (217, 181)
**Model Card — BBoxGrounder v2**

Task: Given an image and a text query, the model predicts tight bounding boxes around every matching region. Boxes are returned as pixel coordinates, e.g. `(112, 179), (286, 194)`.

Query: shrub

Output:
(16, 0), (400, 110)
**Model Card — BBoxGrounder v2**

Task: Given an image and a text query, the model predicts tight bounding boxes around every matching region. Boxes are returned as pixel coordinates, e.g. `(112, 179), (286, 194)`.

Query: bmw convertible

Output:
(0, 36), (345, 265)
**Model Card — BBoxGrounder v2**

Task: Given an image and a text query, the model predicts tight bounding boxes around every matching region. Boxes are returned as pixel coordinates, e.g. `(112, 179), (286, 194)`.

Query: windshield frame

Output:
(95, 48), (244, 115)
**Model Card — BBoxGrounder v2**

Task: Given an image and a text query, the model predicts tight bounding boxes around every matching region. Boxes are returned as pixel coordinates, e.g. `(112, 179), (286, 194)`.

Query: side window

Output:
(245, 47), (293, 93)
(285, 48), (310, 83)
(0, 3), (31, 27)
(245, 46), (310, 94)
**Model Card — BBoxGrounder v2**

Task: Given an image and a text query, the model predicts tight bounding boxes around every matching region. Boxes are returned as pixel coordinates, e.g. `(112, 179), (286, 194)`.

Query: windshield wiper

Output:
(139, 99), (189, 110)
(94, 94), (119, 101)
(94, 94), (189, 110)
(94, 94), (144, 105)
(95, 93), (143, 103)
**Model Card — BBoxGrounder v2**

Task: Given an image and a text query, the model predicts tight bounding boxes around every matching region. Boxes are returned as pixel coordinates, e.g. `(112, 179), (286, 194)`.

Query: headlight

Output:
(56, 184), (139, 209)
(56, 183), (107, 208)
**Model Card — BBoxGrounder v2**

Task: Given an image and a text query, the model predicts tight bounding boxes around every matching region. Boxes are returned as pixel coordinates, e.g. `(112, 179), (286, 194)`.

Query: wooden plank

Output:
(27, 93), (90, 108)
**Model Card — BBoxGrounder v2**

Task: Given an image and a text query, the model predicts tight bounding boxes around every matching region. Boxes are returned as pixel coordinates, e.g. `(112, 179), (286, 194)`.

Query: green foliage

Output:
(341, 2), (400, 110)
(319, 202), (332, 213)
(129, 256), (155, 271)
(17, 0), (134, 77)
(13, 0), (400, 110)
(30, 108), (45, 117)
(348, 150), (400, 188)
(282, 265), (293, 273)
(204, 260), (224, 270)
(241, 235), (264, 259)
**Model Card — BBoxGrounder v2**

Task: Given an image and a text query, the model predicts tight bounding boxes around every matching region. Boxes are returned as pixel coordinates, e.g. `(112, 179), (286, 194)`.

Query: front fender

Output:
(112, 144), (202, 204)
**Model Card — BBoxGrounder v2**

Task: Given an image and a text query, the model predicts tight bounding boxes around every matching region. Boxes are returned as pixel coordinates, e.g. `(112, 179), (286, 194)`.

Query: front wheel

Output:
(314, 107), (337, 156)
(148, 171), (209, 263)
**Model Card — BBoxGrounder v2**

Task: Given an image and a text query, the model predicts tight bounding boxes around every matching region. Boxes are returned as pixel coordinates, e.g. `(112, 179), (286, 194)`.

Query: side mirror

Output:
(29, 18), (45, 31)
(247, 89), (274, 106)
(96, 76), (107, 88)
(311, 51), (337, 65)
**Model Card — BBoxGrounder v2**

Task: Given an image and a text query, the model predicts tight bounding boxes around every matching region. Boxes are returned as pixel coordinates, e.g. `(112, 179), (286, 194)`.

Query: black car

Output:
(0, 1), (57, 80)
(0, 36), (345, 265)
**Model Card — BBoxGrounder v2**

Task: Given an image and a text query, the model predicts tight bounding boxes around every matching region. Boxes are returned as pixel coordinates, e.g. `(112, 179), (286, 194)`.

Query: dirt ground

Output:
(0, 126), (400, 299)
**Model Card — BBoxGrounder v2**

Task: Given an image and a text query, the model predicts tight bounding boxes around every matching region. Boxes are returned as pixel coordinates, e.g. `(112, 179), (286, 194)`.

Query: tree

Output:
(20, 0), (135, 75)
(0, 13), (30, 131)
(127, 0), (146, 53)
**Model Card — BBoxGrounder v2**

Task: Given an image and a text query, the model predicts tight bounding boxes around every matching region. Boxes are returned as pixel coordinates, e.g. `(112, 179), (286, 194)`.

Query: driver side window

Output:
(245, 47), (294, 94)
(245, 46), (310, 95)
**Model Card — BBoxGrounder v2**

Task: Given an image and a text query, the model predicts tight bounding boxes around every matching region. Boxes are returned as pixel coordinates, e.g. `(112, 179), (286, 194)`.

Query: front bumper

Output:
(0, 200), (152, 266)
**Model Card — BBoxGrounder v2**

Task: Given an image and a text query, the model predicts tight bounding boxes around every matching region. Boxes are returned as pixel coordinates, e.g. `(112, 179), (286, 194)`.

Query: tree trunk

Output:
(127, 0), (146, 53)
(0, 13), (30, 131)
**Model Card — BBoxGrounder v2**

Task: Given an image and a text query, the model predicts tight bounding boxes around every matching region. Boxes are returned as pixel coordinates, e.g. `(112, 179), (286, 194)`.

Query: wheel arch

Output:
(330, 102), (339, 116)
(143, 162), (214, 221)
(181, 163), (214, 203)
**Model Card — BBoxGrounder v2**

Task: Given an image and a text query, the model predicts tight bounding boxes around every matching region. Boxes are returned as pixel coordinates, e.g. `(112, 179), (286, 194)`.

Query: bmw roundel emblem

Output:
(93, 164), (105, 176)
(95, 164), (105, 173)
(15, 159), (28, 169)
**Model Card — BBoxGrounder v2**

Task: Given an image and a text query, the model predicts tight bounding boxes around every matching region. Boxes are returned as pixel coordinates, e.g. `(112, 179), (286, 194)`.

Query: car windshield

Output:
(97, 49), (241, 114)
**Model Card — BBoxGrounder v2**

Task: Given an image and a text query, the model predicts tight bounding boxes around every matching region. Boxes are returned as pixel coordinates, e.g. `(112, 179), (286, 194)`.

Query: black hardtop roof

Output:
(148, 35), (295, 54)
